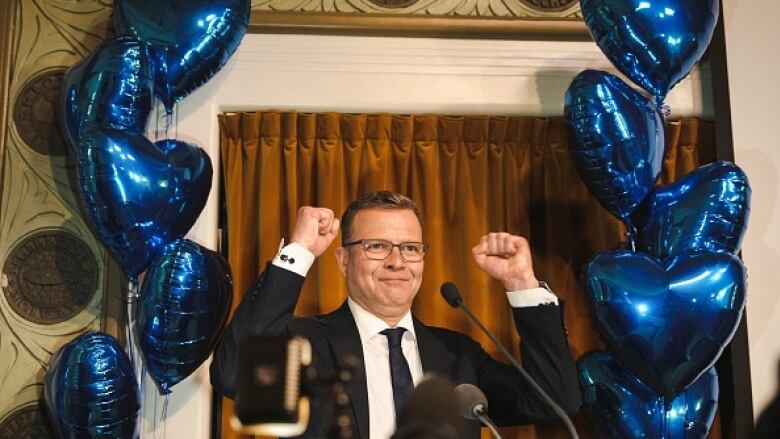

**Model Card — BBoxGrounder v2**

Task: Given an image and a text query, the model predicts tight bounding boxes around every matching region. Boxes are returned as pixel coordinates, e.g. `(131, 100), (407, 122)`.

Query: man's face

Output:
(336, 208), (424, 322)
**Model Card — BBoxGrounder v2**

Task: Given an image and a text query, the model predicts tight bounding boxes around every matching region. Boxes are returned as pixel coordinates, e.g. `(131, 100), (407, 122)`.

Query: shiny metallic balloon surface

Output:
(44, 332), (140, 439)
(580, 0), (719, 103)
(60, 36), (154, 155)
(635, 161), (751, 260)
(579, 351), (719, 439)
(78, 130), (212, 279)
(584, 250), (746, 399)
(137, 239), (232, 394)
(113, 0), (251, 110)
(565, 69), (665, 226)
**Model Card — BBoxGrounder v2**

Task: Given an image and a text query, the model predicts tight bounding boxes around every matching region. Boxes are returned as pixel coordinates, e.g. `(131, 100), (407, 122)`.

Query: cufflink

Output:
(279, 254), (296, 264)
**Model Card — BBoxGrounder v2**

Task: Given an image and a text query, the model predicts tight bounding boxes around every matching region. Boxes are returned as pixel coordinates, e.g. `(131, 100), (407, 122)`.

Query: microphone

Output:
(392, 375), (466, 439)
(454, 384), (503, 439)
(440, 282), (579, 439)
(441, 282), (463, 308)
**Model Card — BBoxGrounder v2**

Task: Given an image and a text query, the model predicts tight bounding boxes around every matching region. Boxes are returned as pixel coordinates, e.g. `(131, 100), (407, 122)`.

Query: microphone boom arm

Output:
(442, 283), (579, 439)
(476, 412), (503, 439)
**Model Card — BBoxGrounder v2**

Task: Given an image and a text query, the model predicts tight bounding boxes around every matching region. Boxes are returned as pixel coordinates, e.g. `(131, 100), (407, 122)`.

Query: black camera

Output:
(232, 335), (312, 437)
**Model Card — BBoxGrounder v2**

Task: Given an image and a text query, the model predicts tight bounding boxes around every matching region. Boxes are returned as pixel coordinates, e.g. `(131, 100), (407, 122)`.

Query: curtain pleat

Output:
(218, 112), (718, 439)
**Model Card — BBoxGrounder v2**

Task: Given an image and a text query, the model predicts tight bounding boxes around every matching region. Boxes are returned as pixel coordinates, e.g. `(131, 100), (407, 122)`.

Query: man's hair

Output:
(340, 191), (423, 244)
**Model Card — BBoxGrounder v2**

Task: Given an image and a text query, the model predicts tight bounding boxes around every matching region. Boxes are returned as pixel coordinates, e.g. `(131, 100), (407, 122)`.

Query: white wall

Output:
(722, 0), (780, 418)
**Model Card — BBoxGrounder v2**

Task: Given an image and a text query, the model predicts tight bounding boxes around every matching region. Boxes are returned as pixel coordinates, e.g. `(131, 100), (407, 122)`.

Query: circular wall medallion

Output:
(0, 404), (56, 439)
(13, 70), (68, 156)
(366, 0), (420, 8)
(519, 0), (578, 12)
(3, 230), (98, 324)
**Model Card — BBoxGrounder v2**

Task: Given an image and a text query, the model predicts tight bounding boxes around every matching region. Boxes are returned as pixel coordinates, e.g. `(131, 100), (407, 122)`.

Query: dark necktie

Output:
(380, 327), (413, 416)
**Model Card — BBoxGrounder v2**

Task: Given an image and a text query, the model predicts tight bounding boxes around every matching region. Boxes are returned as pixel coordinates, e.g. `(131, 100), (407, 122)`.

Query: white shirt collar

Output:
(347, 297), (417, 345)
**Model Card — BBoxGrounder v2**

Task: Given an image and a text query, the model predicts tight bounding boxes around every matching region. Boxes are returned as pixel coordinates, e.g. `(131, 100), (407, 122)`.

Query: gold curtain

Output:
(218, 112), (718, 439)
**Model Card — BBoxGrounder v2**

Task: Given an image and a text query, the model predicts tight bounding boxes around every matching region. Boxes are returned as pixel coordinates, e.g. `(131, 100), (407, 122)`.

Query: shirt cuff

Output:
(506, 287), (559, 308)
(272, 240), (315, 277)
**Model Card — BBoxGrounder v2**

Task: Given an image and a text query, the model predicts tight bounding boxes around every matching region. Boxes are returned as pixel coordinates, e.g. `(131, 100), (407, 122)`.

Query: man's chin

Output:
(379, 290), (416, 307)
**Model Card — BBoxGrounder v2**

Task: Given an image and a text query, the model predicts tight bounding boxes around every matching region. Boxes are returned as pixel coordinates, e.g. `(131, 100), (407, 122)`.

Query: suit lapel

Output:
(320, 302), (369, 439)
(413, 318), (452, 378)
(414, 319), (483, 439)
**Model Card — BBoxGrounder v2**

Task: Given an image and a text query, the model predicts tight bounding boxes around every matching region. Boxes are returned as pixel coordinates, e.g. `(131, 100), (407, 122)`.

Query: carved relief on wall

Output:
(0, 402), (56, 439)
(365, 0), (421, 8)
(12, 70), (68, 157)
(3, 230), (98, 325)
(518, 0), (578, 12)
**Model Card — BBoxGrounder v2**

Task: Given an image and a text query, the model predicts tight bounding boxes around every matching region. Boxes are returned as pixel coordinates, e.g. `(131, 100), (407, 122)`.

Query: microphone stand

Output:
(474, 406), (503, 439)
(442, 283), (580, 439)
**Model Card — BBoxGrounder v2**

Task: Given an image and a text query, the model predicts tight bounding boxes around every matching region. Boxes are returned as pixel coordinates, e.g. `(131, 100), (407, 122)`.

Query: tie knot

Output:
(381, 327), (406, 348)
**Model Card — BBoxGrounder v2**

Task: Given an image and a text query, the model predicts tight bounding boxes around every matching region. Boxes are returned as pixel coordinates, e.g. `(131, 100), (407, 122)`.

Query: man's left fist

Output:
(472, 233), (539, 291)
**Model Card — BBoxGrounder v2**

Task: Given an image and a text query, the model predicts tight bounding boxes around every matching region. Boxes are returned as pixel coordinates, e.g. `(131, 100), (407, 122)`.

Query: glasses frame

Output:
(342, 239), (429, 263)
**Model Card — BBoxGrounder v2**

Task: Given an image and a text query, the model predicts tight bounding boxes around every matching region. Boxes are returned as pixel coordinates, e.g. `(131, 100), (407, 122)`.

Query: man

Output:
(211, 191), (581, 438)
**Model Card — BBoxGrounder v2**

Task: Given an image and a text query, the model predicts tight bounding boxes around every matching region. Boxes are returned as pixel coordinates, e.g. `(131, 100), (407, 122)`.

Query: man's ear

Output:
(335, 246), (348, 276)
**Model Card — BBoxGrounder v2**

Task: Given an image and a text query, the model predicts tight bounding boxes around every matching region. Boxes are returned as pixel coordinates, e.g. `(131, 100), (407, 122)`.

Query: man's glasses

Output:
(342, 239), (429, 262)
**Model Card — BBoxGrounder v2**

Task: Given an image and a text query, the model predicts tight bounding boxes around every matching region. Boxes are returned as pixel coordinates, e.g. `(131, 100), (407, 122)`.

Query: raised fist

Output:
(290, 207), (340, 257)
(472, 232), (539, 291)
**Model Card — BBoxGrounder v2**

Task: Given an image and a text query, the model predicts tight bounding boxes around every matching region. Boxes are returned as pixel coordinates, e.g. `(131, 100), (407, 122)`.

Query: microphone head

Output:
(454, 383), (488, 420)
(440, 282), (463, 308)
(393, 375), (466, 439)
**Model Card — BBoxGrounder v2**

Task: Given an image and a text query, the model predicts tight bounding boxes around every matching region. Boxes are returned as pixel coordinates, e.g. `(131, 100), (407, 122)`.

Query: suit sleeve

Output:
(209, 263), (306, 398)
(476, 300), (582, 425)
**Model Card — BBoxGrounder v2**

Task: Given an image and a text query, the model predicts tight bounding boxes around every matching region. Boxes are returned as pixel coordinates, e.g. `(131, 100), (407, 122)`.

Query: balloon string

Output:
(660, 396), (668, 439)
(659, 103), (671, 118)
(154, 100), (162, 141)
(124, 290), (133, 360)
(138, 362), (147, 437)
(159, 394), (170, 439)
(154, 100), (175, 140)
(171, 102), (177, 138)
(125, 281), (141, 386)
(126, 281), (150, 438)
(150, 375), (158, 439)
(164, 105), (172, 139)
(624, 218), (637, 252)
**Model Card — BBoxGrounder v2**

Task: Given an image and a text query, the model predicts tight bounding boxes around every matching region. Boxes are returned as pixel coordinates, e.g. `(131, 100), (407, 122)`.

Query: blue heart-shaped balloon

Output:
(580, 0), (719, 103)
(565, 70), (665, 226)
(584, 250), (746, 399)
(137, 239), (232, 394)
(78, 129), (212, 280)
(60, 36), (154, 155)
(634, 161), (751, 260)
(44, 332), (140, 439)
(113, 0), (251, 111)
(579, 351), (718, 438)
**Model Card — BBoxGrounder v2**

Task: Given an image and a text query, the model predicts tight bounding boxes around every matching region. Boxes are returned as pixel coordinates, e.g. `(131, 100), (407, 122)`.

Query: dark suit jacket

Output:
(211, 264), (582, 438)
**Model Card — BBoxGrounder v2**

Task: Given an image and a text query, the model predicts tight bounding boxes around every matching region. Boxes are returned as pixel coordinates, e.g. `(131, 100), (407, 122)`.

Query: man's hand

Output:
(290, 207), (340, 257)
(472, 233), (539, 291)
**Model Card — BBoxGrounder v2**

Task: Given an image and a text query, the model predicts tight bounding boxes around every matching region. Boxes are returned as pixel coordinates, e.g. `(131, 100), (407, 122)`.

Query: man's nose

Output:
(384, 246), (406, 268)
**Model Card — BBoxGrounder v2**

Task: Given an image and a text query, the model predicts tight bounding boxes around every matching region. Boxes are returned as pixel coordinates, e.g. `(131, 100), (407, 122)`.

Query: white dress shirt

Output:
(273, 240), (558, 438)
(347, 298), (423, 439)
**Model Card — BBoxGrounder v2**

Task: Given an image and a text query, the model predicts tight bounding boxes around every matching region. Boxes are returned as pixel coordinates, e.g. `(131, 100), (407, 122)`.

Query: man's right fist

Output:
(290, 207), (340, 257)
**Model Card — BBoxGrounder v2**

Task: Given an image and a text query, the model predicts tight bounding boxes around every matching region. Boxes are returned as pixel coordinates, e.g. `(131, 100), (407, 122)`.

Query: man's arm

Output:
(209, 207), (339, 398)
(471, 233), (581, 423)
(209, 263), (305, 398)
(469, 300), (580, 425)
